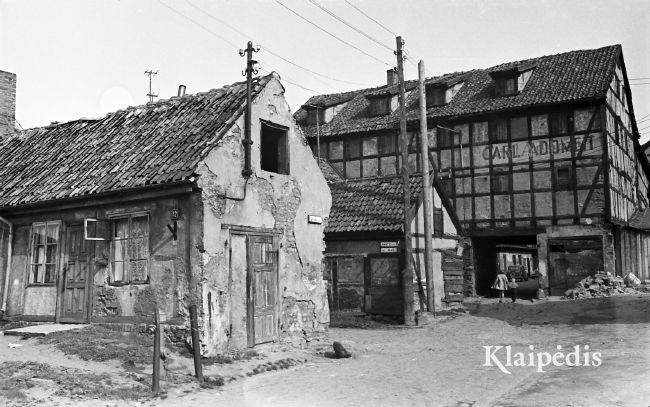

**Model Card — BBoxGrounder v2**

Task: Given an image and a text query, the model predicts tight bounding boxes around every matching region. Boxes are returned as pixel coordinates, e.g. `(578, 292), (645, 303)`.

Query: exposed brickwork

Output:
(0, 70), (16, 140)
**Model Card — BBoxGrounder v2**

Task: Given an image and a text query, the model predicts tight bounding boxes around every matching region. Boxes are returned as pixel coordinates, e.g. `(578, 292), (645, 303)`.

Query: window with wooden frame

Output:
(110, 214), (149, 285)
(438, 128), (455, 148)
(28, 221), (60, 285)
(426, 86), (446, 107)
(491, 173), (511, 194)
(554, 167), (572, 190)
(260, 121), (289, 174)
(551, 110), (571, 135)
(489, 118), (508, 142)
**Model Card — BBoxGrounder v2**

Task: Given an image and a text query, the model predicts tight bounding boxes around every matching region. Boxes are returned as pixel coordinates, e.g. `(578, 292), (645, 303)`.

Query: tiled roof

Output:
(0, 74), (274, 207)
(327, 176), (423, 233)
(297, 45), (621, 137)
(317, 158), (344, 183)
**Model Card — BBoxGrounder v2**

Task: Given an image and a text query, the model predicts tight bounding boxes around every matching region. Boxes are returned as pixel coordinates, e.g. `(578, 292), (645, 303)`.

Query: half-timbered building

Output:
(297, 45), (650, 298)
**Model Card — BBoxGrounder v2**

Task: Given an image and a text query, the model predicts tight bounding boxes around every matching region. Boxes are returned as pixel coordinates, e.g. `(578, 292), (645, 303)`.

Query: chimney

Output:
(386, 68), (398, 86)
(177, 85), (186, 97)
(0, 70), (16, 139)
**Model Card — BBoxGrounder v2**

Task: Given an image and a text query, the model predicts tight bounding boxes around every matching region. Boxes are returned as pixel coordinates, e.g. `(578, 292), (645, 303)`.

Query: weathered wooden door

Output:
(60, 226), (91, 323)
(247, 235), (279, 346)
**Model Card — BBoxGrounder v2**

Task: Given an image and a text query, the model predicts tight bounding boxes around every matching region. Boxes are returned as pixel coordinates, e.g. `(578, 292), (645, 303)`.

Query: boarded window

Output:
(29, 222), (60, 284)
(491, 173), (511, 194)
(551, 110), (570, 135)
(260, 122), (289, 174)
(329, 141), (343, 160)
(369, 97), (390, 116)
(433, 208), (444, 236)
(555, 167), (572, 190)
(110, 214), (149, 284)
(510, 117), (528, 140)
(489, 119), (508, 142)
(531, 114), (549, 137)
(378, 134), (396, 154)
(345, 139), (361, 159)
(438, 128), (455, 147)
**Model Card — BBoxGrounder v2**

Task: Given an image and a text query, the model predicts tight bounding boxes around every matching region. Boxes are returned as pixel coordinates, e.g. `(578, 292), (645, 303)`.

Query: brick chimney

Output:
(386, 68), (398, 86)
(0, 70), (16, 139)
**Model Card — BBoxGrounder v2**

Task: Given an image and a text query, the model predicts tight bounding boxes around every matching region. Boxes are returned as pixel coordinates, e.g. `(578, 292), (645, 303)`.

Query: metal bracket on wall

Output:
(167, 220), (178, 241)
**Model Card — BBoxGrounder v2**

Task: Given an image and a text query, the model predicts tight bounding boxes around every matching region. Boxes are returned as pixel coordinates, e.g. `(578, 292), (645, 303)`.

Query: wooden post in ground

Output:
(189, 304), (203, 381)
(397, 35), (415, 326)
(418, 60), (436, 313)
(152, 307), (161, 394)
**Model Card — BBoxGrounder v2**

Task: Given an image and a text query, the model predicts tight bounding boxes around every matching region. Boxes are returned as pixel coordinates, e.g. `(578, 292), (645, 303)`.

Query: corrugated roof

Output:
(0, 74), (275, 207)
(297, 45), (621, 137)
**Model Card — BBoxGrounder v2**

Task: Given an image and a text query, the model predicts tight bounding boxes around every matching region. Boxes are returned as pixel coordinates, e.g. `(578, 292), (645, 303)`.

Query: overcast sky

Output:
(2, 0), (650, 140)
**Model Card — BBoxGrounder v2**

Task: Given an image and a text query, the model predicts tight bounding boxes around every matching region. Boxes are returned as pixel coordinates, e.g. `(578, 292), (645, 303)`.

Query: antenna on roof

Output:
(144, 70), (159, 103)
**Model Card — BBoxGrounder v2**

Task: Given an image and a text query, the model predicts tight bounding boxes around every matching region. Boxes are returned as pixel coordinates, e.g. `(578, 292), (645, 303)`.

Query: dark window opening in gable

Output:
(554, 167), (572, 190)
(368, 96), (390, 116)
(306, 108), (325, 126)
(261, 121), (289, 174)
(491, 173), (511, 194)
(489, 118), (508, 142)
(493, 68), (534, 97)
(426, 86), (446, 107)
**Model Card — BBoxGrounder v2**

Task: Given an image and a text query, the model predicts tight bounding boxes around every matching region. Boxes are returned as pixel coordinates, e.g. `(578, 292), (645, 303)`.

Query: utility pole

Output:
(397, 36), (415, 326)
(144, 70), (158, 103)
(418, 60), (436, 313)
(240, 41), (260, 178)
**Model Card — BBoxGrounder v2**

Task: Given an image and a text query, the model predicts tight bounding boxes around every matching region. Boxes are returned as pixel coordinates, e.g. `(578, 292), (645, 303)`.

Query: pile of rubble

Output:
(564, 271), (645, 299)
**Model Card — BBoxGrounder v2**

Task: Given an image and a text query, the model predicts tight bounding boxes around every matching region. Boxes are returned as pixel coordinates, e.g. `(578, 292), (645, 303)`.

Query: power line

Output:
(274, 0), (391, 66)
(628, 82), (650, 86)
(258, 67), (322, 93)
(184, 0), (373, 87)
(307, 0), (393, 52)
(344, 0), (396, 37)
(629, 78), (650, 81)
(158, 0), (240, 48)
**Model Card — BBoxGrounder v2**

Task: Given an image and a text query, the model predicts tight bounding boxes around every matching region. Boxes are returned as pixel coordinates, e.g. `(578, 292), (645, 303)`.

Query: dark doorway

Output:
(472, 235), (538, 296)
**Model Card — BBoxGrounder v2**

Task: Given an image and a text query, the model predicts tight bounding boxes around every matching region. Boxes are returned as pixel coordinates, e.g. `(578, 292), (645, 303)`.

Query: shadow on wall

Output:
(465, 295), (650, 325)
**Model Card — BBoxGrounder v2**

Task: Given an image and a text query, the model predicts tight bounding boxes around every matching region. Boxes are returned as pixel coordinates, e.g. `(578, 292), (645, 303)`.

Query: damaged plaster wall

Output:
(196, 74), (331, 355)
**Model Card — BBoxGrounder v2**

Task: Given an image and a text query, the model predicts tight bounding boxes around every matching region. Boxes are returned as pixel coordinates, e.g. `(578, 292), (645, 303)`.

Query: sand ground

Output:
(2, 295), (650, 406)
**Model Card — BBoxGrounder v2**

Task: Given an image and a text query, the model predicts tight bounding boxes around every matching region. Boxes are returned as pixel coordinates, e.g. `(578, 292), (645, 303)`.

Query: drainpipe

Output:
(0, 215), (13, 315)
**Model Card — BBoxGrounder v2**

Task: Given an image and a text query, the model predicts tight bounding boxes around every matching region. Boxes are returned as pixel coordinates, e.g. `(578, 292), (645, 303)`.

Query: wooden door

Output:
(367, 255), (402, 315)
(60, 226), (91, 323)
(247, 235), (278, 346)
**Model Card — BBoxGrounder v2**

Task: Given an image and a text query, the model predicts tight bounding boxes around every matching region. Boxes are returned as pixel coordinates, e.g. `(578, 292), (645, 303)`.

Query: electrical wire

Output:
(274, 0), (391, 66)
(184, 0), (372, 87)
(307, 0), (393, 52)
(158, 0), (240, 49)
(159, 0), (331, 96)
(344, 0), (396, 37)
(258, 67), (323, 93)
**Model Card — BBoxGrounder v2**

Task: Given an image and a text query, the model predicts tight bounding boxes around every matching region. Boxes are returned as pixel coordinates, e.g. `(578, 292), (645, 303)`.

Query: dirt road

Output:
(3, 295), (650, 406)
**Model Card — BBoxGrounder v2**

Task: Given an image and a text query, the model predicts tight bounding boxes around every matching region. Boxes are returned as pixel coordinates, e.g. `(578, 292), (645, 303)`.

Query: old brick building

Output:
(0, 72), (331, 354)
(297, 45), (650, 298)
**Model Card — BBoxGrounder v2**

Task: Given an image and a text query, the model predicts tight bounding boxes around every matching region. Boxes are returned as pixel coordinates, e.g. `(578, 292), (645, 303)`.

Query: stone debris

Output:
(564, 271), (644, 299)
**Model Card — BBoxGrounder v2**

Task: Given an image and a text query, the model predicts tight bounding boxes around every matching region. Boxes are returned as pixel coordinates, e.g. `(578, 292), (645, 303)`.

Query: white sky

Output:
(2, 0), (650, 141)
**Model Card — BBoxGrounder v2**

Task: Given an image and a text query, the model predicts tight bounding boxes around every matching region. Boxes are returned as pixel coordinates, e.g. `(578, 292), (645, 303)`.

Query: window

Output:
(260, 121), (289, 174)
(555, 167), (572, 190)
(433, 208), (444, 236)
(378, 134), (396, 154)
(28, 222), (60, 284)
(551, 110), (571, 134)
(426, 86), (446, 107)
(368, 96), (390, 116)
(492, 68), (534, 97)
(306, 108), (325, 126)
(110, 214), (149, 284)
(438, 128), (455, 147)
(345, 139), (361, 159)
(489, 119), (508, 142)
(491, 173), (511, 194)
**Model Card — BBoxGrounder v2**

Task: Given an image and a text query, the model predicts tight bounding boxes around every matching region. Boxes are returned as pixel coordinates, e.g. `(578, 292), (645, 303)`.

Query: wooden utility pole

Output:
(397, 36), (415, 326)
(418, 60), (436, 313)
